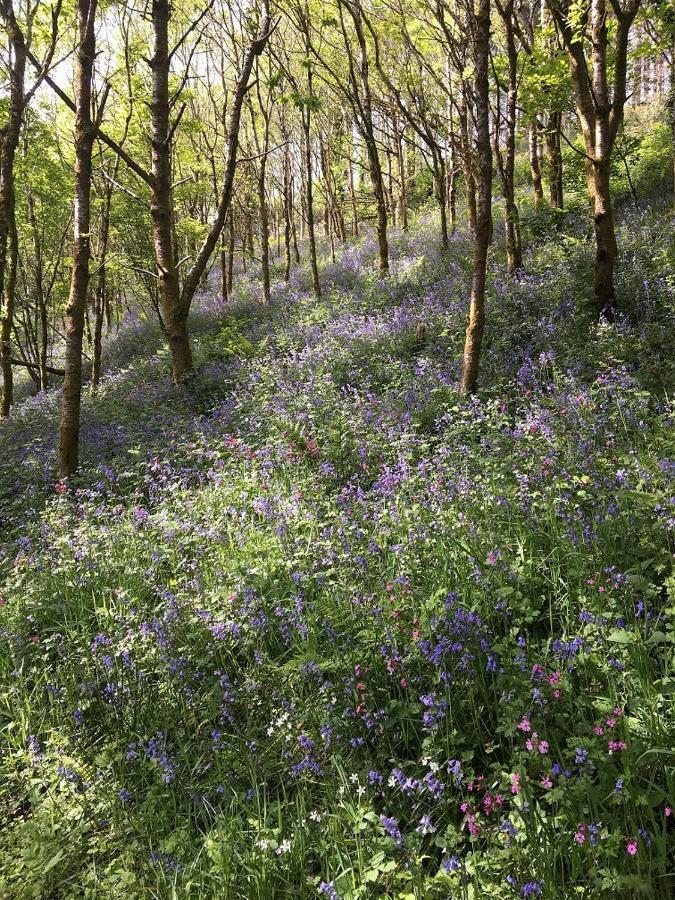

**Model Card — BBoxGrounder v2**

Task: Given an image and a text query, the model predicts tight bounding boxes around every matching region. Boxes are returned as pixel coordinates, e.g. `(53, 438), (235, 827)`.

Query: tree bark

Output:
(0, 1), (26, 418)
(147, 0), (271, 380)
(395, 118), (408, 231)
(59, 0), (98, 476)
(458, 82), (477, 236)
(302, 72), (321, 298)
(545, 112), (564, 208)
(529, 122), (544, 207)
(91, 180), (112, 391)
(496, 0), (522, 272)
(549, 0), (639, 318)
(460, 0), (492, 395)
(342, 0), (389, 274)
(433, 151), (449, 251)
(148, 0), (191, 382)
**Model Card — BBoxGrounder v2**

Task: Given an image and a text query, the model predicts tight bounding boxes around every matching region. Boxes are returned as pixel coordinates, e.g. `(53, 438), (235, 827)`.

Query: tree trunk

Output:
(283, 145), (292, 281)
(433, 152), (449, 251)
(460, 0), (491, 395)
(25, 184), (49, 390)
(227, 210), (235, 295)
(344, 0), (389, 274)
(221, 229), (228, 301)
(459, 83), (477, 236)
(396, 120), (408, 231)
(148, 0), (191, 383)
(545, 112), (564, 208)
(59, 0), (98, 476)
(0, 1), (27, 418)
(368, 138), (390, 274)
(592, 159), (618, 319)
(258, 156), (271, 303)
(91, 181), (112, 391)
(529, 123), (544, 207)
(303, 105), (321, 297)
(348, 153), (359, 237)
(497, 1), (522, 273)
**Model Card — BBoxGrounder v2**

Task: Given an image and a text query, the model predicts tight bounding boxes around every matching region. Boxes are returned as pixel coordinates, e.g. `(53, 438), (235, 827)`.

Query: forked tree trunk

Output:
(148, 0), (270, 379)
(550, 0), (639, 319)
(460, 0), (491, 395)
(344, 0), (389, 274)
(59, 0), (98, 476)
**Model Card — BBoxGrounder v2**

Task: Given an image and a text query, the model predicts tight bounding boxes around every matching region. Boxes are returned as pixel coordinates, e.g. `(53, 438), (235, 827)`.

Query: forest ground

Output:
(0, 190), (674, 898)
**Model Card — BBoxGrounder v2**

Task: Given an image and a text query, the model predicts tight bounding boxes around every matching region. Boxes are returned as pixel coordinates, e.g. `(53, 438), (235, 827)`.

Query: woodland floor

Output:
(0, 200), (674, 898)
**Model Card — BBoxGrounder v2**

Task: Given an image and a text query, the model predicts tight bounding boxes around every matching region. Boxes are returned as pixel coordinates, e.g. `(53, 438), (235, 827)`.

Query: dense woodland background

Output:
(0, 1), (674, 898)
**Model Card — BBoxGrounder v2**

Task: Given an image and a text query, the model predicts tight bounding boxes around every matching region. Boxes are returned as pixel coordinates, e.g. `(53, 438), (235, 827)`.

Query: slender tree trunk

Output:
(221, 229), (228, 301)
(345, 1), (389, 273)
(497, 2), (522, 273)
(283, 144), (292, 281)
(258, 158), (271, 303)
(91, 182), (112, 391)
(448, 120), (457, 233)
(25, 187), (50, 390)
(348, 153), (358, 237)
(59, 0), (98, 476)
(303, 97), (321, 297)
(250, 79), (271, 304)
(284, 171), (292, 282)
(460, 0), (491, 395)
(545, 112), (564, 208)
(591, 157), (617, 318)
(459, 83), (477, 236)
(0, 1), (26, 418)
(396, 120), (408, 231)
(433, 152), (449, 251)
(368, 138), (390, 274)
(529, 122), (544, 207)
(227, 209), (235, 295)
(148, 0), (192, 383)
